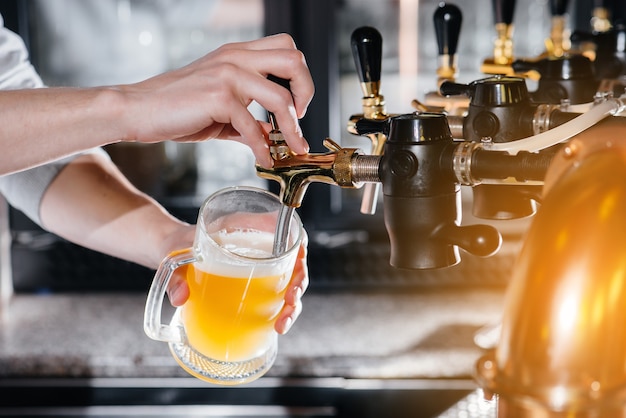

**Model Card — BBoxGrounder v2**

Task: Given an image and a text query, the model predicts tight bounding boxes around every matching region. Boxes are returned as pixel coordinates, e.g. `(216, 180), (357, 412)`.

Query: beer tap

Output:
(257, 26), (579, 270)
(440, 75), (581, 219)
(257, 107), (562, 269)
(570, 5), (626, 82)
(361, 113), (503, 269)
(348, 26), (388, 215)
(416, 2), (469, 116)
(545, 0), (572, 58)
(345, 111), (561, 269)
(434, 2), (462, 84)
(590, 0), (614, 33)
(481, 0), (517, 75)
(511, 53), (599, 105)
(440, 76), (582, 144)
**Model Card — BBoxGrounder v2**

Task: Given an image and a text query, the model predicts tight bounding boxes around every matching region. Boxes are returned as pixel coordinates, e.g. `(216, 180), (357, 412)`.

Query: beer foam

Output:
(195, 229), (288, 277)
(213, 229), (274, 258)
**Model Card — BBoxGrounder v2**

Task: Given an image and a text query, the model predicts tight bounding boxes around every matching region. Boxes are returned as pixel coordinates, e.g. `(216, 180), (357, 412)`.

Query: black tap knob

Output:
(492, 0), (516, 25)
(435, 224), (502, 257)
(439, 81), (473, 97)
(549, 0), (570, 16)
(351, 26), (382, 86)
(434, 3), (462, 57)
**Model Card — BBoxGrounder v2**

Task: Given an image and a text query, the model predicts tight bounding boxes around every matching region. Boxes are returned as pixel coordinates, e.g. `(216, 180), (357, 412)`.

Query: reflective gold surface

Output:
(476, 126), (626, 415)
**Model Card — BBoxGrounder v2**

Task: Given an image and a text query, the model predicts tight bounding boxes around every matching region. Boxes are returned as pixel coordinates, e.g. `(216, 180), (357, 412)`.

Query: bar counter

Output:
(0, 286), (505, 416)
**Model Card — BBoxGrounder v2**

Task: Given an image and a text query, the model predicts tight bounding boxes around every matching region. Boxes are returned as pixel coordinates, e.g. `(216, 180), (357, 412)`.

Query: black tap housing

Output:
(377, 113), (501, 269)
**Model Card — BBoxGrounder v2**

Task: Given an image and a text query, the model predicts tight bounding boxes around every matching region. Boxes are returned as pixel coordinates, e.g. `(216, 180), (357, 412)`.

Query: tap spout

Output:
(256, 138), (370, 208)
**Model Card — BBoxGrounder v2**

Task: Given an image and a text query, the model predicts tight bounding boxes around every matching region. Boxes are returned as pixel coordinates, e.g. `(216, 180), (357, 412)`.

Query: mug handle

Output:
(143, 248), (196, 343)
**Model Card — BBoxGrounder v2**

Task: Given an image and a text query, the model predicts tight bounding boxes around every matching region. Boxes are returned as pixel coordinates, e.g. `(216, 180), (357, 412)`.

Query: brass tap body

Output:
(256, 137), (365, 208)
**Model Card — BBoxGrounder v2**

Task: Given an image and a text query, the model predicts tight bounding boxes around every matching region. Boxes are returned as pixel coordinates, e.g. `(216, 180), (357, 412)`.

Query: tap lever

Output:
(439, 81), (473, 97)
(351, 26), (383, 97)
(434, 3), (462, 57)
(492, 0), (516, 26)
(267, 74), (291, 91)
(545, 0), (571, 57)
(481, 0), (517, 74)
(266, 75), (293, 132)
(350, 26), (387, 215)
(420, 3), (467, 116)
(549, 0), (569, 16)
(351, 118), (390, 137)
(434, 3), (463, 82)
(435, 223), (501, 258)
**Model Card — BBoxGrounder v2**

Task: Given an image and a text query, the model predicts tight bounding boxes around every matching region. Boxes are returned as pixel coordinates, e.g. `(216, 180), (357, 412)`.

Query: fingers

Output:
(166, 266), (190, 307)
(214, 35), (314, 157)
(225, 103), (273, 168)
(224, 34), (315, 118)
(275, 300), (303, 335)
(275, 240), (309, 335)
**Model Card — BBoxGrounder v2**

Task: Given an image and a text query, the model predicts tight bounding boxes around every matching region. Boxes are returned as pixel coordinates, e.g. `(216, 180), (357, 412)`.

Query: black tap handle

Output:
(435, 223), (502, 257)
(492, 0), (516, 25)
(353, 118), (389, 136)
(434, 3), (463, 56)
(594, 0), (612, 9)
(351, 26), (382, 84)
(266, 75), (293, 130)
(549, 0), (570, 16)
(439, 81), (473, 97)
(267, 74), (291, 91)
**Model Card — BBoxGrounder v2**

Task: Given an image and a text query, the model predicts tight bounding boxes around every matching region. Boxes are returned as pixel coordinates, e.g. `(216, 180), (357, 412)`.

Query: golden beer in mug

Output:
(144, 187), (303, 385)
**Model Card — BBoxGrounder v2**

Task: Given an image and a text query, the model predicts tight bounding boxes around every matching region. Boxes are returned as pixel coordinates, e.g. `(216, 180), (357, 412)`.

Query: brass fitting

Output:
(256, 138), (368, 208)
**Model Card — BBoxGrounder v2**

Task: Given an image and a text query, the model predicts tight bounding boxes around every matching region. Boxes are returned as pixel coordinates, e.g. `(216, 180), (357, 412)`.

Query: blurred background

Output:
(1, 0), (586, 293)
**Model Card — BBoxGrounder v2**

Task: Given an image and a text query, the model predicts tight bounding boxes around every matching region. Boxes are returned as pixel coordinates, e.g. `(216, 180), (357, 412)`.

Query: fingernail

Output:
(293, 285), (303, 302)
(280, 316), (294, 335)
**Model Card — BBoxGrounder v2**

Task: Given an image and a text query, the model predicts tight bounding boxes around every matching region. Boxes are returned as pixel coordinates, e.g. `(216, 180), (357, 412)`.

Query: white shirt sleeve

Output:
(0, 13), (108, 227)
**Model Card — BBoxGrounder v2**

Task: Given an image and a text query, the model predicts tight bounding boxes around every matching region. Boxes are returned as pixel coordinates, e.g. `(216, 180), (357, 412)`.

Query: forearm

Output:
(39, 152), (194, 269)
(0, 87), (126, 175)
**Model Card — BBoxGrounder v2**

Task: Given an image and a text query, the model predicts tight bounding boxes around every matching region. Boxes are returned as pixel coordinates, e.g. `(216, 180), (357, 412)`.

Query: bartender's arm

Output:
(0, 33), (313, 174)
(0, 20), (311, 334)
(35, 152), (308, 334)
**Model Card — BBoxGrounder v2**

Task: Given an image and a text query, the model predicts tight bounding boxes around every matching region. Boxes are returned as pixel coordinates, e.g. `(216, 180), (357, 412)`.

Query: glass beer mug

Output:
(144, 186), (303, 385)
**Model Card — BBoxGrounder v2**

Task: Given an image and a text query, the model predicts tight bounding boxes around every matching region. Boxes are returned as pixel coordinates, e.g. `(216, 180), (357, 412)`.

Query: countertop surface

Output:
(0, 286), (508, 417)
(0, 288), (505, 380)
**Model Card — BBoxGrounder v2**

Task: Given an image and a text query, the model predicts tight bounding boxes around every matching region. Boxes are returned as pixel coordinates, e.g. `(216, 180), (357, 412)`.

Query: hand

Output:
(165, 232), (309, 335)
(275, 233), (309, 335)
(121, 33), (314, 168)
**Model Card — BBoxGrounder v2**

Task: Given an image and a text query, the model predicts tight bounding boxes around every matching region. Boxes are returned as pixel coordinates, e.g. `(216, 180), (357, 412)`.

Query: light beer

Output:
(181, 229), (292, 362)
